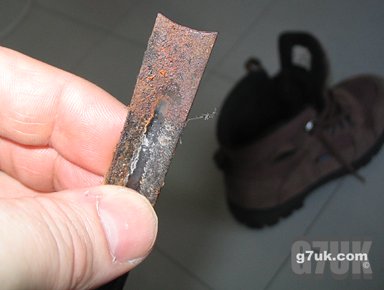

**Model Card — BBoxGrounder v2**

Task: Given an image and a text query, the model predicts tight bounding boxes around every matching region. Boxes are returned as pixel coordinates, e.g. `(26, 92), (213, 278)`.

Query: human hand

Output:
(0, 47), (158, 290)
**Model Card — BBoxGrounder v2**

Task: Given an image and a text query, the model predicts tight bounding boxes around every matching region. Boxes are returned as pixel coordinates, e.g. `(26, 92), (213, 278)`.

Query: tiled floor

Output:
(1, 0), (384, 289)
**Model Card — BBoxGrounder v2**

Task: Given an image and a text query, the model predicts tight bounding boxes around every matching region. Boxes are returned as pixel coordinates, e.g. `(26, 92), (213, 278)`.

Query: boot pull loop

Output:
(278, 32), (328, 83)
(278, 32), (329, 109)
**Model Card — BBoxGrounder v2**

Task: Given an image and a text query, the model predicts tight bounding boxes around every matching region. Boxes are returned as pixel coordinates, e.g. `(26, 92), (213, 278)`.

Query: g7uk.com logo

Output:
(291, 240), (372, 279)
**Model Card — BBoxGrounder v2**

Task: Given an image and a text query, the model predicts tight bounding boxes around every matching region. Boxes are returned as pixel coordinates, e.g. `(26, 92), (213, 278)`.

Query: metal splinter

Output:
(104, 14), (217, 205)
(99, 13), (217, 290)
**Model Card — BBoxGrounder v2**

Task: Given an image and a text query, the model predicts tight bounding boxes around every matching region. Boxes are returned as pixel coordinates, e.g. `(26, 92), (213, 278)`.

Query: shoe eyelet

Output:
(304, 120), (315, 134)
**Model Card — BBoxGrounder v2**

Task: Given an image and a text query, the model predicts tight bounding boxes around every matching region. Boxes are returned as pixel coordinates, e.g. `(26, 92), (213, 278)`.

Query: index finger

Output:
(0, 47), (127, 179)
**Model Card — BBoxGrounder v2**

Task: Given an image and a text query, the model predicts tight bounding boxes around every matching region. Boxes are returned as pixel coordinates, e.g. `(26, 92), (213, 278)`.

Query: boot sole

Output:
(228, 129), (384, 228)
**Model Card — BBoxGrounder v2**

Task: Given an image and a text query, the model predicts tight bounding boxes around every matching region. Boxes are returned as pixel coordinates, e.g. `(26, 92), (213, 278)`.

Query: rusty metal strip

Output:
(104, 13), (217, 205)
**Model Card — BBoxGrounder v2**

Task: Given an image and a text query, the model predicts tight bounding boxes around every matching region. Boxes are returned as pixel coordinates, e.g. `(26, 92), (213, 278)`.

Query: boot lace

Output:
(305, 91), (365, 182)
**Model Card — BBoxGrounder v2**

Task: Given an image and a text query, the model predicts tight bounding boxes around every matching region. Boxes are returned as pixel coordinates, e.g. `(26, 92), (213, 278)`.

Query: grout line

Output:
(154, 246), (215, 290)
(35, 0), (146, 51)
(302, 179), (345, 236)
(35, 2), (113, 34)
(210, 0), (283, 73)
(0, 0), (32, 40)
(263, 178), (345, 290)
(208, 69), (239, 84)
(29, 2), (114, 73)
(32, 0), (146, 72)
(35, 0), (135, 33)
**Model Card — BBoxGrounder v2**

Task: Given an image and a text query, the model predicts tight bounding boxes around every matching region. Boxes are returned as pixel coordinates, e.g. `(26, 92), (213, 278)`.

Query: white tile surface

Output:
(35, 0), (138, 30)
(114, 1), (205, 44)
(0, 0), (30, 39)
(73, 35), (145, 103)
(267, 152), (384, 290)
(217, 0), (384, 82)
(153, 170), (340, 289)
(126, 248), (212, 290)
(1, 5), (104, 71)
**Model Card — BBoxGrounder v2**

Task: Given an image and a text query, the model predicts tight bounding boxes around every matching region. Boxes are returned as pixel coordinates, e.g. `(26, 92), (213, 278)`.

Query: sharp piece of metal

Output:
(104, 13), (217, 206)
(99, 14), (216, 290)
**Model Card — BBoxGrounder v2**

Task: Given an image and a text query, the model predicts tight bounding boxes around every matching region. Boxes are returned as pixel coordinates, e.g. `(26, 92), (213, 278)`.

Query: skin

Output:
(0, 46), (158, 290)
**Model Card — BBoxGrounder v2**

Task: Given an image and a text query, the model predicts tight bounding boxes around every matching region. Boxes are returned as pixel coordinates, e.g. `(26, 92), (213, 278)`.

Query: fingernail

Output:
(97, 187), (158, 263)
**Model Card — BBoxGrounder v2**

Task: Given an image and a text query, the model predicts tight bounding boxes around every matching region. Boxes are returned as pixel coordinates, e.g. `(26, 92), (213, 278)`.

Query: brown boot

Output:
(215, 32), (384, 227)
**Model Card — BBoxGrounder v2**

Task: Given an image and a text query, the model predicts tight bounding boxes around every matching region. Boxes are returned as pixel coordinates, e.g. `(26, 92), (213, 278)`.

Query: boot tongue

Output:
(307, 90), (365, 183)
(274, 67), (317, 118)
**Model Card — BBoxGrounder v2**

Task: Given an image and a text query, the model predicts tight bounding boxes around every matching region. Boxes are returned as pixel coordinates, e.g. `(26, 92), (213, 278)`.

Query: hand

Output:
(0, 47), (158, 290)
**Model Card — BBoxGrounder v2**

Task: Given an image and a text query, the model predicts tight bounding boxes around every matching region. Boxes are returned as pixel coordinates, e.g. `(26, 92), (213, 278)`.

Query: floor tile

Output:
(35, 0), (138, 31)
(126, 248), (212, 290)
(1, 5), (104, 71)
(153, 174), (340, 290)
(0, 0), (30, 39)
(114, 0), (207, 45)
(266, 150), (384, 289)
(72, 35), (145, 104)
(217, 0), (384, 82)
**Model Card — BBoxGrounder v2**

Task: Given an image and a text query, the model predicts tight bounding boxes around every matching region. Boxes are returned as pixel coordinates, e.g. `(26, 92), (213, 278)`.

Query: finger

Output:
(0, 137), (103, 192)
(0, 171), (37, 197)
(0, 185), (158, 290)
(0, 46), (127, 178)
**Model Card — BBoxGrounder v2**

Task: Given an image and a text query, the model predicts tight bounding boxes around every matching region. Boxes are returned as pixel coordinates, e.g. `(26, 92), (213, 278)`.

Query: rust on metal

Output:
(104, 13), (217, 206)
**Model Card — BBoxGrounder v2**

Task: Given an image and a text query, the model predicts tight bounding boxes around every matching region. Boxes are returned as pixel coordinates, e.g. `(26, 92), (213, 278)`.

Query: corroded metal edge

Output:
(104, 14), (217, 206)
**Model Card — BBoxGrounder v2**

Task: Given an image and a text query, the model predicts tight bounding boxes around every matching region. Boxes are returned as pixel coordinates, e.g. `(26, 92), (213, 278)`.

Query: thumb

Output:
(0, 185), (158, 290)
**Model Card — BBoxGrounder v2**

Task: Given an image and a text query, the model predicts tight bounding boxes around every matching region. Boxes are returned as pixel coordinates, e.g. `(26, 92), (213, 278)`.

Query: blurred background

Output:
(1, 0), (384, 289)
